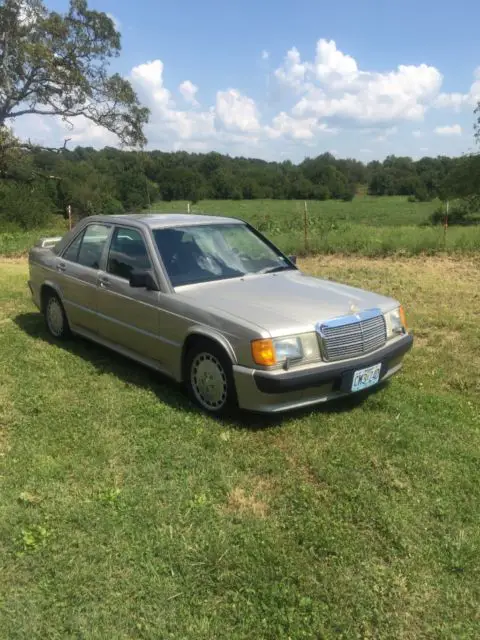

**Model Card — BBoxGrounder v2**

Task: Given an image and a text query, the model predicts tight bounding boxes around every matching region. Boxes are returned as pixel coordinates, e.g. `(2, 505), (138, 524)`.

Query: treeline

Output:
(0, 143), (476, 229)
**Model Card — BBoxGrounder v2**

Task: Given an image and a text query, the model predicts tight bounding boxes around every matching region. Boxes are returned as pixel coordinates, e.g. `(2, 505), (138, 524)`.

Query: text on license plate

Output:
(351, 363), (382, 392)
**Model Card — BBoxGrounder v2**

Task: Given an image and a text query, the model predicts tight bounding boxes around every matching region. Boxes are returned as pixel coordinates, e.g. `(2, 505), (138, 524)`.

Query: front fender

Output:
(184, 325), (238, 364)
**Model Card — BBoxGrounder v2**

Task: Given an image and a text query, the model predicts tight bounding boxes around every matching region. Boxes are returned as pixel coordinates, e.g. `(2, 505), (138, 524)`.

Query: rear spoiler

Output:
(35, 236), (63, 249)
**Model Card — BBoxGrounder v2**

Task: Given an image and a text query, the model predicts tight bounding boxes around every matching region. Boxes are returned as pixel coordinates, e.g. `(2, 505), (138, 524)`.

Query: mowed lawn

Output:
(1, 256), (479, 639)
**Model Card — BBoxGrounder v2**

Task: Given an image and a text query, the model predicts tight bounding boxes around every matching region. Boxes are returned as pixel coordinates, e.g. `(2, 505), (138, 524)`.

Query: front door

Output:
(57, 223), (111, 333)
(96, 226), (163, 361)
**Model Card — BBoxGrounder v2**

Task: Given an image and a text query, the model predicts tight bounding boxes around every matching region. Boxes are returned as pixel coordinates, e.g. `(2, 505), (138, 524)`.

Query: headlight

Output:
(384, 306), (407, 339)
(273, 336), (303, 361)
(251, 333), (320, 366)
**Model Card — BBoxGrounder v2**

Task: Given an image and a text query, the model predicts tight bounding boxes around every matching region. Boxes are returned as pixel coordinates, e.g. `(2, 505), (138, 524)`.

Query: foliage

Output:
(1, 256), (479, 637)
(0, 181), (52, 229)
(0, 0), (149, 147)
(439, 153), (480, 200)
(430, 197), (480, 226)
(0, 139), (479, 228)
(3, 197), (480, 257)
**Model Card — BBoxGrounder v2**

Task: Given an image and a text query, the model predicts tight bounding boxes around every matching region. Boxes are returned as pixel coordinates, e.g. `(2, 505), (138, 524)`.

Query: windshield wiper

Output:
(259, 264), (294, 275)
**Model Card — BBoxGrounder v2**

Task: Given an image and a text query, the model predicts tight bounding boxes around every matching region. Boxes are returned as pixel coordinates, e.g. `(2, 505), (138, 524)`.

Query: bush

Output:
(312, 185), (330, 201)
(430, 198), (480, 225)
(101, 197), (125, 216)
(413, 185), (430, 202)
(0, 183), (53, 230)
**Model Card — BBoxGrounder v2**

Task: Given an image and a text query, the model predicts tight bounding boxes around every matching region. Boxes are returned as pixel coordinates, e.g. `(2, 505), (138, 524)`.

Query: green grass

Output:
(2, 197), (480, 257)
(1, 256), (479, 638)
(0, 223), (68, 257)
(149, 196), (440, 227)
(147, 198), (480, 256)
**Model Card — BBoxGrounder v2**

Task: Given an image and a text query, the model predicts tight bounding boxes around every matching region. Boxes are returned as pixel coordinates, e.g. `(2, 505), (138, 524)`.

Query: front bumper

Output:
(233, 334), (413, 413)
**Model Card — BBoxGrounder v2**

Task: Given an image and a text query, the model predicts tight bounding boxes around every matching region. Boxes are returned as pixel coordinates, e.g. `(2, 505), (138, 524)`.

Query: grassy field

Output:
(148, 198), (480, 257)
(1, 256), (479, 638)
(151, 196), (440, 227)
(1, 196), (480, 257)
(149, 196), (440, 227)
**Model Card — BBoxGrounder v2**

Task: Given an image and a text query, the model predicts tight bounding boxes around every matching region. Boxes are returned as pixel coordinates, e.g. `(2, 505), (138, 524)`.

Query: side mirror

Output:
(129, 271), (159, 291)
(288, 255), (297, 265)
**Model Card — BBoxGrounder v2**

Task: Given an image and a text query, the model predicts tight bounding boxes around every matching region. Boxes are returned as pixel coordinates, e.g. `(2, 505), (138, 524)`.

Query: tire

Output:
(44, 291), (71, 340)
(185, 339), (237, 416)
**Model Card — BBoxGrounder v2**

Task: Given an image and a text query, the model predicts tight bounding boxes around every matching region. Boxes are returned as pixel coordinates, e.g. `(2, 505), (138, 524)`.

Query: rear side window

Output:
(63, 232), (83, 263)
(107, 227), (152, 280)
(63, 224), (110, 269)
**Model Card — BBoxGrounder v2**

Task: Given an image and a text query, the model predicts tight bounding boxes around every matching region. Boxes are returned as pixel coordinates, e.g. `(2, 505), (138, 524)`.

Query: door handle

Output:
(56, 262), (66, 272)
(99, 277), (110, 288)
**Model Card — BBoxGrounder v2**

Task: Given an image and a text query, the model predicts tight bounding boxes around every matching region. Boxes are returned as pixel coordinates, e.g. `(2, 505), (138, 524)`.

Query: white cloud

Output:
(261, 50), (270, 60)
(274, 47), (310, 91)
(434, 67), (480, 110)
(131, 60), (173, 109)
(11, 112), (119, 149)
(314, 39), (358, 88)
(265, 111), (337, 140)
(275, 39), (442, 125)
(434, 124), (462, 136)
(434, 92), (468, 110)
(8, 46), (476, 160)
(215, 89), (260, 133)
(179, 80), (199, 106)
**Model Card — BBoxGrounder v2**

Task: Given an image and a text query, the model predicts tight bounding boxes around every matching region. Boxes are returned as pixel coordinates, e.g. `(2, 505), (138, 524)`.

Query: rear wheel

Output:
(185, 340), (237, 415)
(44, 291), (71, 339)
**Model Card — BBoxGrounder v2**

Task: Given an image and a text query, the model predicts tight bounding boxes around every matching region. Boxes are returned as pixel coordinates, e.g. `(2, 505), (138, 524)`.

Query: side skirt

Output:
(71, 324), (181, 383)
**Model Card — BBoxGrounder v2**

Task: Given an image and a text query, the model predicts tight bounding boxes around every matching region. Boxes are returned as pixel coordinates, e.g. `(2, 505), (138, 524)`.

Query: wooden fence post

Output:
(444, 200), (449, 248)
(304, 200), (309, 252)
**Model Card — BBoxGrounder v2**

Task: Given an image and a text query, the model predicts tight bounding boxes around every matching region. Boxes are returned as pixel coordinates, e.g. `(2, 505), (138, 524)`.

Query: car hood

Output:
(177, 270), (398, 337)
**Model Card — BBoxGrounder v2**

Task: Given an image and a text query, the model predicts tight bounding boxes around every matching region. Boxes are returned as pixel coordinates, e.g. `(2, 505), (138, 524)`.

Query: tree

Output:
(0, 0), (149, 149)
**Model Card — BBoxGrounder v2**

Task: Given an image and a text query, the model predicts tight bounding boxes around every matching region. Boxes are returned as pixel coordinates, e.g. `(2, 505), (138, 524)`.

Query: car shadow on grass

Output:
(14, 312), (387, 431)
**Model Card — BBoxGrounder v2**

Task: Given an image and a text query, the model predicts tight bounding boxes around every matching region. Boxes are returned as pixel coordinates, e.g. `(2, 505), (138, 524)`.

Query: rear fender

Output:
(40, 279), (65, 311)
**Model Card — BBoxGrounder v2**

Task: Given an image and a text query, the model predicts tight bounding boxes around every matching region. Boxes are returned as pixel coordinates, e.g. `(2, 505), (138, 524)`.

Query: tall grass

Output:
(271, 224), (480, 257)
(1, 197), (479, 257)
(149, 196), (440, 227)
(0, 225), (67, 257)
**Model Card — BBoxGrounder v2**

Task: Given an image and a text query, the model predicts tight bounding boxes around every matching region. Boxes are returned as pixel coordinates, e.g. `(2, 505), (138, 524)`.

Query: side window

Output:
(107, 227), (152, 280)
(63, 232), (84, 263)
(77, 224), (110, 269)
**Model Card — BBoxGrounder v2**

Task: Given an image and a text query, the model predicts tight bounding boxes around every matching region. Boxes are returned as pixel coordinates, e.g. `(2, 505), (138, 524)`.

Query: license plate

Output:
(351, 363), (382, 392)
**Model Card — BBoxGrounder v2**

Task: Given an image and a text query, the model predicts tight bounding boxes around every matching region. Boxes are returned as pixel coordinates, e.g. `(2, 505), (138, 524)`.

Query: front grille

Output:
(318, 310), (386, 362)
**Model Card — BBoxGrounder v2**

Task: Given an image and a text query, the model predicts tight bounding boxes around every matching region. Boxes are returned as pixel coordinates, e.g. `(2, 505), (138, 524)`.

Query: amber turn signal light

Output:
(251, 339), (276, 366)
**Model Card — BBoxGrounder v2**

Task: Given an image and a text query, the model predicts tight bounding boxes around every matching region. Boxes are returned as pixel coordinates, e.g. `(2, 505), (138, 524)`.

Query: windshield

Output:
(153, 223), (294, 287)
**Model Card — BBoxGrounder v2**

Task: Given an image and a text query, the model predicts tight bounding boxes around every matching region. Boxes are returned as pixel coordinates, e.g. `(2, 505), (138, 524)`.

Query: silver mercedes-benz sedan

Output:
(28, 213), (413, 414)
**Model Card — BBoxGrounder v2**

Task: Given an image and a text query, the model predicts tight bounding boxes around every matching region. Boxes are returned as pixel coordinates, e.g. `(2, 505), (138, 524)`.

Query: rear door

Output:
(57, 223), (112, 333)
(96, 226), (164, 360)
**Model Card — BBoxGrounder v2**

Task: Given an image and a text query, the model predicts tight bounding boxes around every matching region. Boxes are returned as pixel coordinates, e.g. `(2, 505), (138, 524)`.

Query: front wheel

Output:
(185, 340), (237, 415)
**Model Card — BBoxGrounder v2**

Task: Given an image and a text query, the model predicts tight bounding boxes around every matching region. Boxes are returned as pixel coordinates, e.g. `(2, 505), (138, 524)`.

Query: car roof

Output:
(87, 213), (244, 230)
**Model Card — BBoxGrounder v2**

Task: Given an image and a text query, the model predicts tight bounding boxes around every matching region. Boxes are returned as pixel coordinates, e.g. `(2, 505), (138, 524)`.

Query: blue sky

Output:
(15, 0), (480, 161)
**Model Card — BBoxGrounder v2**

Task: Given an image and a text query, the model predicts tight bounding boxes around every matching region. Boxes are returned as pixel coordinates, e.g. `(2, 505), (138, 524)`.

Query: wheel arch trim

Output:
(181, 327), (237, 381)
